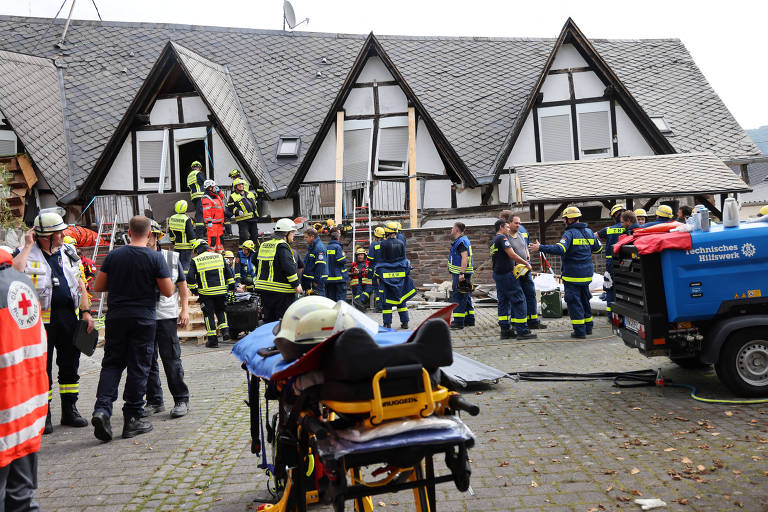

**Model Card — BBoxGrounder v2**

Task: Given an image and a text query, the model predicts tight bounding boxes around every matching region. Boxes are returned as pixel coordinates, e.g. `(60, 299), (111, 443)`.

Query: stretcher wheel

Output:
(446, 444), (471, 492)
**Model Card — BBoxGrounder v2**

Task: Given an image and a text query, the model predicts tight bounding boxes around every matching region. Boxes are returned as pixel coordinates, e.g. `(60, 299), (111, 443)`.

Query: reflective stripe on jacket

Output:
(188, 251), (234, 296)
(169, 213), (195, 250)
(254, 238), (300, 294)
(448, 235), (474, 275)
(18, 243), (81, 323)
(326, 240), (347, 282)
(227, 191), (258, 222)
(538, 222), (602, 282)
(187, 170), (205, 200)
(303, 238), (328, 284)
(202, 193), (225, 224)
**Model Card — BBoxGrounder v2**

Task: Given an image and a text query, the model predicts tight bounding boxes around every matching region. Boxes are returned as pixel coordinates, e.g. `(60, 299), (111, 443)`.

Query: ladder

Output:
(93, 214), (118, 328)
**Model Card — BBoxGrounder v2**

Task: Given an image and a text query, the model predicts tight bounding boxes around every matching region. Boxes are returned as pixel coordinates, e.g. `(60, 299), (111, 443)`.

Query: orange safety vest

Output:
(201, 194), (225, 225)
(0, 261), (48, 467)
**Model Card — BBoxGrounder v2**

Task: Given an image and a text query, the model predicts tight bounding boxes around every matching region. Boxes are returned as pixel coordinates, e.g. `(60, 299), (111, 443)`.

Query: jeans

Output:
(94, 317), (156, 419)
(0, 452), (40, 512)
(564, 282), (593, 336)
(146, 319), (190, 406)
(493, 271), (530, 334)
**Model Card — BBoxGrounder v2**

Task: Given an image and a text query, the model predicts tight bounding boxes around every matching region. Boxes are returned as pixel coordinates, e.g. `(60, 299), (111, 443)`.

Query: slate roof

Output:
(0, 16), (759, 200)
(0, 49), (71, 197)
(516, 152), (751, 203)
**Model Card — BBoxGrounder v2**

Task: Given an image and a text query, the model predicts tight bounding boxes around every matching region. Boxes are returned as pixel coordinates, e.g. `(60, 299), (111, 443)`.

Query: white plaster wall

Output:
(101, 133), (134, 190)
(504, 113), (537, 168)
(488, 183), (501, 205)
(615, 105), (654, 157)
(212, 128), (241, 185)
(540, 73), (570, 102)
(551, 43), (588, 69)
(38, 191), (58, 209)
(343, 88), (374, 116)
(181, 96), (209, 123)
(455, 186), (482, 208)
(356, 56), (394, 83)
(149, 98), (178, 125)
(498, 173), (511, 204)
(572, 71), (605, 99)
(415, 119), (445, 175)
(422, 180), (452, 208)
(264, 198), (294, 217)
(304, 126), (336, 182)
(379, 85), (408, 114)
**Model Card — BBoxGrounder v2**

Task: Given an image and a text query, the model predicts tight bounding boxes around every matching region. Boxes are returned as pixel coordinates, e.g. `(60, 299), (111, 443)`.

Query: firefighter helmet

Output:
(395, 221), (403, 231)
(175, 200), (188, 214)
(513, 263), (530, 279)
(232, 178), (246, 189)
(223, 250), (235, 258)
(355, 247), (367, 256)
(63, 235), (77, 245)
(191, 161), (202, 169)
(150, 219), (164, 237)
(203, 179), (216, 189)
(228, 169), (241, 179)
(241, 240), (256, 251)
(274, 218), (298, 233)
(655, 205), (674, 218)
(759, 205), (768, 217)
(610, 204), (626, 217)
(192, 239), (209, 253)
(633, 208), (647, 218)
(384, 220), (399, 233)
(561, 206), (582, 219)
(33, 212), (68, 234)
(373, 226), (386, 238)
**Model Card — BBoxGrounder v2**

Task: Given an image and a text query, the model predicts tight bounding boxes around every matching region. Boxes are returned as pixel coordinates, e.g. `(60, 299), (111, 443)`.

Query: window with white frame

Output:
(137, 131), (170, 190)
(577, 104), (611, 158)
(343, 127), (372, 183)
(650, 116), (672, 134)
(375, 117), (409, 176)
(539, 107), (573, 162)
(0, 130), (18, 156)
(277, 137), (301, 157)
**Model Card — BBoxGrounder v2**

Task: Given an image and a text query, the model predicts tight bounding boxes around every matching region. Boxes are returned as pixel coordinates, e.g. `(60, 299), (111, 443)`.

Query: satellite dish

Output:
(283, 1), (297, 30)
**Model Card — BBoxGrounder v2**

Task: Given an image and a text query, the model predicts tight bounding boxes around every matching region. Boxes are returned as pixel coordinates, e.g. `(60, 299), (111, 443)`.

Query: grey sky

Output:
(4, 0), (767, 130)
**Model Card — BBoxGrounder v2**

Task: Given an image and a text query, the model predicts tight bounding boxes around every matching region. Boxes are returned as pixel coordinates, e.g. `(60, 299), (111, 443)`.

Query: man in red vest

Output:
(201, 179), (225, 251)
(0, 247), (47, 510)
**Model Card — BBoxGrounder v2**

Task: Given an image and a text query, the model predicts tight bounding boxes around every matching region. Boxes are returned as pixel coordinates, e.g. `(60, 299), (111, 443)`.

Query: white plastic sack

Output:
(533, 273), (560, 292)
(590, 272), (604, 290)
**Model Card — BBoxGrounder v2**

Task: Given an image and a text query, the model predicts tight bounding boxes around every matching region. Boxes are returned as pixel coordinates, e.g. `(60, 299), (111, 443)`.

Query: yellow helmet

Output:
(355, 247), (367, 255)
(326, 219), (336, 227)
(384, 220), (399, 233)
(758, 205), (768, 217)
(232, 178), (246, 188)
(149, 219), (164, 237)
(228, 169), (241, 179)
(655, 205), (674, 218)
(633, 208), (647, 218)
(223, 250), (235, 258)
(175, 200), (188, 214)
(373, 226), (386, 238)
(191, 161), (202, 169)
(395, 221), (403, 231)
(610, 204), (626, 217)
(513, 263), (530, 279)
(561, 206), (582, 219)
(241, 240), (256, 251)
(63, 235), (77, 245)
(191, 239), (208, 253)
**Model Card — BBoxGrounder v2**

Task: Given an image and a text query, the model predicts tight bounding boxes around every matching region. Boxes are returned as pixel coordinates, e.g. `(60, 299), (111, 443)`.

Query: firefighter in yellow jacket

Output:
(187, 239), (235, 348)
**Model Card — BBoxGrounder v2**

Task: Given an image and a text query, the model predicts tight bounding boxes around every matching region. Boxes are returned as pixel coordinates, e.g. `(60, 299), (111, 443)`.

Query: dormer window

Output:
(650, 116), (672, 134)
(277, 137), (300, 157)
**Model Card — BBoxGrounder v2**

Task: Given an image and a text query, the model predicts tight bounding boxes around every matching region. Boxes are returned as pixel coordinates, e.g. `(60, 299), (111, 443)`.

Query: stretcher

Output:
(232, 305), (478, 511)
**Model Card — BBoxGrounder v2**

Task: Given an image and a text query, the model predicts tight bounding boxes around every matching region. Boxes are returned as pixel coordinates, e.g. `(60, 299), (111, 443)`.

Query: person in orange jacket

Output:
(201, 179), (225, 251)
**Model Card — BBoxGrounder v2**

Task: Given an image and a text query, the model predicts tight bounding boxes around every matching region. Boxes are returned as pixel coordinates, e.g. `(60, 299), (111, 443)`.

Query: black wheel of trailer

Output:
(715, 328), (768, 397)
(669, 355), (711, 370)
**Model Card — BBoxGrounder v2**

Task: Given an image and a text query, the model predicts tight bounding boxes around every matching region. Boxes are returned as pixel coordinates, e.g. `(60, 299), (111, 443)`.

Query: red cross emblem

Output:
(17, 293), (32, 316)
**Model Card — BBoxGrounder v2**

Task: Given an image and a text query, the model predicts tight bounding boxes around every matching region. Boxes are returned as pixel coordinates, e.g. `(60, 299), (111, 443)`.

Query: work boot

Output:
(91, 411), (113, 442)
(221, 328), (231, 341)
(43, 409), (53, 435)
(170, 401), (189, 419)
(500, 329), (516, 340)
(61, 400), (89, 427)
(122, 416), (153, 439)
(141, 403), (165, 418)
(517, 332), (537, 340)
(529, 322), (547, 329)
(400, 322), (409, 330)
(570, 332), (586, 339)
(383, 323), (391, 329)
(449, 322), (464, 330)
(205, 336), (219, 348)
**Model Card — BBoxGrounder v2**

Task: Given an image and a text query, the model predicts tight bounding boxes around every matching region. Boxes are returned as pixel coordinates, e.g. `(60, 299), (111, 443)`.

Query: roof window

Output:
(276, 137), (301, 158)
(650, 116), (673, 134)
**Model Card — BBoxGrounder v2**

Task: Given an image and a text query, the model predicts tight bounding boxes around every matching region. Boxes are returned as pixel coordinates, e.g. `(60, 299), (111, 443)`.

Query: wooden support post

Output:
(720, 193), (727, 212)
(626, 197), (634, 211)
(334, 111), (344, 225)
(694, 194), (722, 221)
(538, 203), (546, 244)
(530, 202), (536, 220)
(408, 107), (418, 229)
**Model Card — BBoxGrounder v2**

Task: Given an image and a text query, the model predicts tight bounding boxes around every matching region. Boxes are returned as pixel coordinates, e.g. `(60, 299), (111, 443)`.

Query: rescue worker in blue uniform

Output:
(490, 219), (536, 340)
(186, 161), (206, 238)
(596, 204), (625, 315)
(507, 215), (546, 329)
(350, 247), (374, 308)
(394, 221), (407, 251)
(378, 224), (415, 329)
(368, 226), (386, 312)
(302, 227), (327, 296)
(530, 206), (602, 339)
(168, 199), (196, 272)
(235, 240), (257, 291)
(620, 210), (641, 235)
(448, 222), (474, 329)
(642, 204), (676, 228)
(325, 227), (348, 302)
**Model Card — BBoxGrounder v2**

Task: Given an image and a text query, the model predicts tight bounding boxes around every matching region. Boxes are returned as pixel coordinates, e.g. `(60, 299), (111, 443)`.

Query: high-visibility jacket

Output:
(254, 238), (300, 294)
(17, 243), (82, 324)
(538, 222), (603, 283)
(448, 235), (474, 275)
(201, 193), (225, 226)
(0, 264), (48, 467)
(377, 238), (415, 305)
(168, 213), (196, 250)
(226, 190), (259, 222)
(187, 251), (234, 296)
(303, 237), (328, 286)
(350, 260), (373, 286)
(326, 239), (347, 283)
(597, 222), (625, 263)
(187, 169), (205, 200)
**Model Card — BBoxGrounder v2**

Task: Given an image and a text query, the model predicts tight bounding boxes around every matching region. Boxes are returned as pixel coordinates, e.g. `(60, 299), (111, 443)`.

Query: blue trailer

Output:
(611, 222), (768, 396)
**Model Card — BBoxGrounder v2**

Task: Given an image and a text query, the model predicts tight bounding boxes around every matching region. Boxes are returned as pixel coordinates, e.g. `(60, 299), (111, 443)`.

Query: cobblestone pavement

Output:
(41, 306), (768, 511)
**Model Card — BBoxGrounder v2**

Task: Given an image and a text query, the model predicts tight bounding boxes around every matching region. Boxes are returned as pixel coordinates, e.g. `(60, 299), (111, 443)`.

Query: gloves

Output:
(603, 271), (613, 290)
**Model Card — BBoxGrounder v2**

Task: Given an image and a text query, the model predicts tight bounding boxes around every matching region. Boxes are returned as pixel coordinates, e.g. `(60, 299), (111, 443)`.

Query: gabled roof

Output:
(0, 49), (71, 198)
(516, 152), (751, 203)
(0, 15), (759, 202)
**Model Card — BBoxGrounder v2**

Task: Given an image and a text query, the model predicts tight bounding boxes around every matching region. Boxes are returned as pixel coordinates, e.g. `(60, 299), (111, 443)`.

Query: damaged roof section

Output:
(0, 49), (71, 198)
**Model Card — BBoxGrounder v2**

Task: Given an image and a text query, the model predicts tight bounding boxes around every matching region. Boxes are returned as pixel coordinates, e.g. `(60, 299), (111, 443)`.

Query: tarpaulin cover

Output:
(613, 232), (692, 255)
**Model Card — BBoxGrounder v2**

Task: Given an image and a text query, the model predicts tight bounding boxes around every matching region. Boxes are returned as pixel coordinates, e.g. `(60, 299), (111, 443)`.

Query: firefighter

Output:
(394, 221), (407, 250)
(368, 226), (386, 312)
(201, 179), (225, 252)
(187, 239), (235, 348)
(643, 204), (676, 227)
(508, 215), (545, 329)
(227, 178), (259, 245)
(254, 218), (303, 322)
(223, 251), (237, 287)
(448, 221), (474, 330)
(596, 204), (626, 315)
(228, 169), (249, 191)
(325, 226), (348, 302)
(235, 241), (257, 291)
(378, 221), (415, 329)
(302, 227), (327, 297)
(490, 219), (536, 340)
(530, 207), (602, 339)
(168, 199), (196, 272)
(187, 161), (206, 237)
(349, 247), (373, 308)
(0, 249), (47, 510)
(13, 212), (93, 433)
(621, 210), (641, 235)
(634, 208), (648, 226)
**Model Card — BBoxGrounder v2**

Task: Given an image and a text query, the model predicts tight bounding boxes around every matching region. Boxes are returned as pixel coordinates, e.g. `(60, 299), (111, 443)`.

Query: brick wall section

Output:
(290, 219), (614, 288)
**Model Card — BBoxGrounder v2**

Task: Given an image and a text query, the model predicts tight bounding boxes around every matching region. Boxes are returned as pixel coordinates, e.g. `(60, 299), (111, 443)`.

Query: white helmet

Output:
(0, 245), (13, 255)
(274, 218), (298, 233)
(33, 212), (68, 234)
(204, 179), (216, 188)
